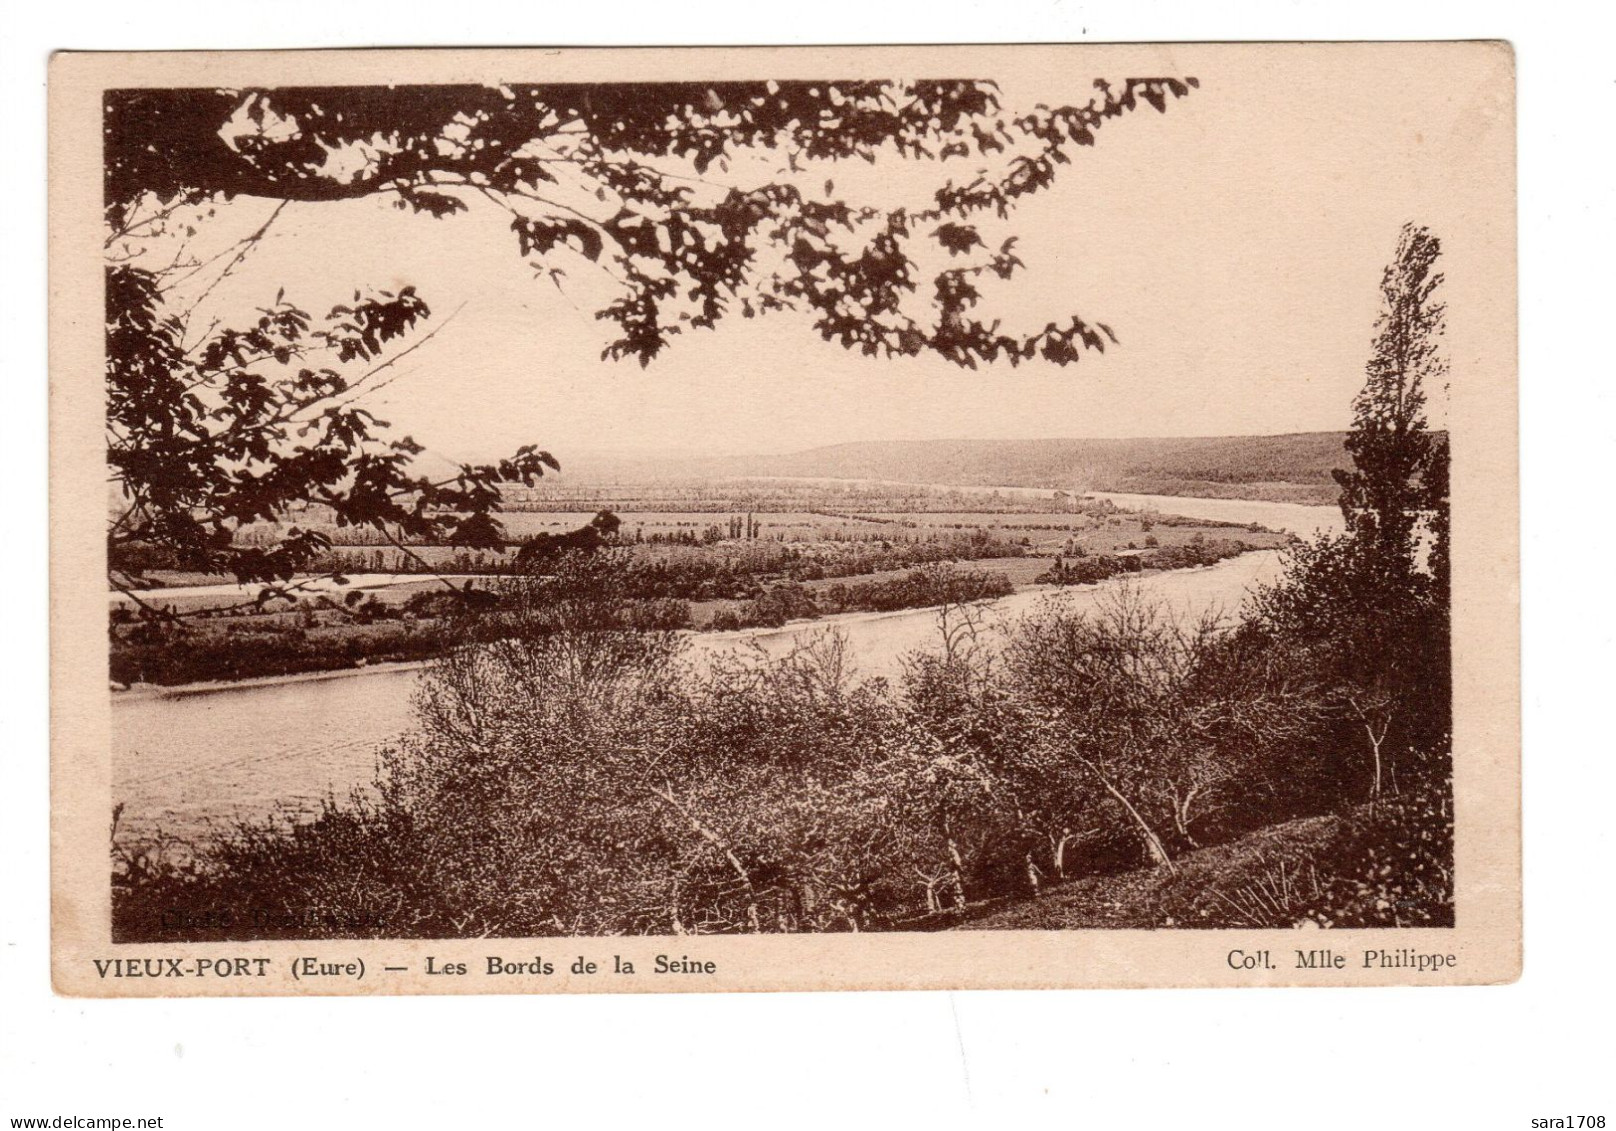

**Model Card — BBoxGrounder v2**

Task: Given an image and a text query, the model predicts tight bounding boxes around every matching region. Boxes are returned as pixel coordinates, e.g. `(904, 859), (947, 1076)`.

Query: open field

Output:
(111, 482), (1293, 688)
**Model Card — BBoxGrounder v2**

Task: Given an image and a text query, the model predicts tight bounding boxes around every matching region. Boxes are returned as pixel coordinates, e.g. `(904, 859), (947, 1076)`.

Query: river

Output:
(688, 549), (1283, 682)
(112, 493), (1337, 847)
(747, 476), (1344, 536)
(1089, 492), (1343, 537)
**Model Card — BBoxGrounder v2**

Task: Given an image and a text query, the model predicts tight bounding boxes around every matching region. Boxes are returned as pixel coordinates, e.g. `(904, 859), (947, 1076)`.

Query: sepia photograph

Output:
(48, 42), (1519, 994)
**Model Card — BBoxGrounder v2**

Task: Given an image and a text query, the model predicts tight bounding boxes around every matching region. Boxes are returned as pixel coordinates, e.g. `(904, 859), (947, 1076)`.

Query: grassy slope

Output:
(948, 813), (1347, 931)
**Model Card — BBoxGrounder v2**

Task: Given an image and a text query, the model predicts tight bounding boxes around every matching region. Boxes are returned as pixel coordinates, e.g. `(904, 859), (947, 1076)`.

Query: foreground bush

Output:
(953, 771), (1454, 932)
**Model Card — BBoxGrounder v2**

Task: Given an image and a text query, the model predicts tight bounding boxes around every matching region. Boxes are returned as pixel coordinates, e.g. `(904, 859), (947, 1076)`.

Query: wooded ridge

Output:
(561, 432), (1366, 504)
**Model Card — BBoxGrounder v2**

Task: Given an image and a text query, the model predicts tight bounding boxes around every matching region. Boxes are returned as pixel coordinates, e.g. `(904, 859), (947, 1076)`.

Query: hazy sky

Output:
(163, 44), (1513, 464)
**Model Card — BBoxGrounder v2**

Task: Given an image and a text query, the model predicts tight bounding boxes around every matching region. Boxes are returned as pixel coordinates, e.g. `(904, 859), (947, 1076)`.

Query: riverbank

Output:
(111, 657), (439, 702)
(111, 551), (1287, 850)
(110, 543), (1267, 695)
(110, 586), (1036, 702)
(112, 510), (1291, 689)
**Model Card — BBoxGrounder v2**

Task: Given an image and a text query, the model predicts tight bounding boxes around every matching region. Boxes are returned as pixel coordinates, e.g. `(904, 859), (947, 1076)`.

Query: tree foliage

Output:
(106, 266), (558, 593)
(104, 76), (1196, 604)
(106, 77), (1196, 368)
(1250, 223), (1453, 797)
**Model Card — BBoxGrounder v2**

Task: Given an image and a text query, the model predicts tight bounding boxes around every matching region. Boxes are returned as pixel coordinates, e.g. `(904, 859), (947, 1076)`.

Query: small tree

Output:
(1333, 223), (1448, 570)
(1250, 223), (1453, 800)
(1002, 587), (1199, 872)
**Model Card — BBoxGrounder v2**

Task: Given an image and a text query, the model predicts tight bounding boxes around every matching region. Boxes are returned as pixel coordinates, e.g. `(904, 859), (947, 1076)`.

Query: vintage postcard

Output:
(49, 43), (1519, 996)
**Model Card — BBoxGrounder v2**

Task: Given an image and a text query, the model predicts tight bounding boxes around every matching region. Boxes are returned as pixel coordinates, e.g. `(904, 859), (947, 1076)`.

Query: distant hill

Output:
(563, 433), (1357, 505)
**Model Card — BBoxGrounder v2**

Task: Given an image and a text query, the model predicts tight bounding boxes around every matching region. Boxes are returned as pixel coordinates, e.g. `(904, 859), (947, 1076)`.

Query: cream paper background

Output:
(49, 43), (1519, 996)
